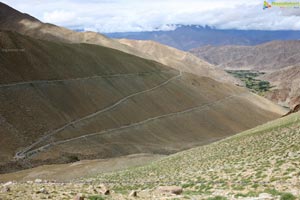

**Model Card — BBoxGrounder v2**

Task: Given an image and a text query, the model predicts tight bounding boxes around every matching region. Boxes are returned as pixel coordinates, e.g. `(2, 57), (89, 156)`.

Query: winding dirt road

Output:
(18, 91), (249, 159)
(14, 70), (182, 159)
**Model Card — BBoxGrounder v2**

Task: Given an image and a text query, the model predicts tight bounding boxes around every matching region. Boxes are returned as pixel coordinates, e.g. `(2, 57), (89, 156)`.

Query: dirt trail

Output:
(20, 91), (249, 159)
(0, 70), (169, 88)
(15, 71), (182, 159)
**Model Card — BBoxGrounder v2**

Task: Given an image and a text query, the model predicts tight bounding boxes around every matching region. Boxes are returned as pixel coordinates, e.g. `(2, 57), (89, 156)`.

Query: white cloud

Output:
(2, 0), (300, 32)
(43, 10), (76, 26)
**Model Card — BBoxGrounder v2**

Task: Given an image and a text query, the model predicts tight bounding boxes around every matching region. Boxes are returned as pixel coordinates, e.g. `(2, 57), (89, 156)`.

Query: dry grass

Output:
(89, 113), (300, 199)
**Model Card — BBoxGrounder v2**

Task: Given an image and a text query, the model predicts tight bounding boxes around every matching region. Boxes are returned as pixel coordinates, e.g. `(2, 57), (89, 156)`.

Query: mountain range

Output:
(106, 25), (300, 51)
(190, 42), (300, 109)
(0, 2), (286, 174)
(1, 2), (300, 200)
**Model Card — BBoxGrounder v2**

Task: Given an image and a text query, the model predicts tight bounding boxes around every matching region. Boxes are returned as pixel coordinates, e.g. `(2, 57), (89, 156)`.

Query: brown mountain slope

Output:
(118, 39), (241, 85)
(0, 2), (238, 85)
(190, 41), (300, 71)
(0, 31), (286, 173)
(0, 2), (146, 59)
(262, 65), (300, 108)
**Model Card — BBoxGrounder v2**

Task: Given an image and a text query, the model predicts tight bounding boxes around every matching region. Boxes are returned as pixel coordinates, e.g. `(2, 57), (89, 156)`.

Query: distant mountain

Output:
(190, 41), (300, 71)
(190, 41), (300, 109)
(106, 25), (300, 51)
(118, 39), (240, 85)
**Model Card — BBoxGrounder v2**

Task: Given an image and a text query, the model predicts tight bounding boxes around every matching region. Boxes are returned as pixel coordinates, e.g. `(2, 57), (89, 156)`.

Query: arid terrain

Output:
(262, 66), (300, 109)
(1, 31), (286, 174)
(118, 39), (240, 85)
(1, 112), (299, 200)
(0, 2), (298, 200)
(190, 42), (300, 109)
(0, 2), (288, 175)
(0, 2), (237, 85)
(190, 41), (300, 71)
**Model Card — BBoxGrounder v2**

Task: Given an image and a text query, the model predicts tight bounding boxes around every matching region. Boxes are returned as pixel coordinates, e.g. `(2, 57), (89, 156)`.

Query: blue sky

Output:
(3, 0), (300, 32)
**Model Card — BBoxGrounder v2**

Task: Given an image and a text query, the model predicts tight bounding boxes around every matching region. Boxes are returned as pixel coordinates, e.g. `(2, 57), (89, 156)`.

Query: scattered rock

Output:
(157, 186), (183, 195)
(3, 181), (13, 187)
(97, 184), (110, 195)
(26, 181), (33, 184)
(129, 190), (138, 197)
(36, 187), (49, 194)
(258, 193), (273, 199)
(35, 179), (43, 184)
(73, 194), (85, 200)
(2, 186), (11, 193)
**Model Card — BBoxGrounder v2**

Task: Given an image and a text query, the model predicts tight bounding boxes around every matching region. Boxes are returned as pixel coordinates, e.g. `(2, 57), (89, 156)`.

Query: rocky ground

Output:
(1, 113), (300, 199)
(0, 180), (290, 200)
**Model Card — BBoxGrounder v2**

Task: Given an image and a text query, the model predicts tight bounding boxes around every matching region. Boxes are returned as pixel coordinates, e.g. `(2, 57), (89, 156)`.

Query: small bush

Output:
(88, 195), (105, 200)
(207, 196), (228, 200)
(280, 193), (296, 200)
(265, 188), (281, 196)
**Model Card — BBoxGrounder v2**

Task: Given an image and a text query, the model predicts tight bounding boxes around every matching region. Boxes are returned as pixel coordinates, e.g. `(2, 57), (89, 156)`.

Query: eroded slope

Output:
(0, 31), (286, 174)
(118, 39), (240, 85)
(190, 41), (300, 71)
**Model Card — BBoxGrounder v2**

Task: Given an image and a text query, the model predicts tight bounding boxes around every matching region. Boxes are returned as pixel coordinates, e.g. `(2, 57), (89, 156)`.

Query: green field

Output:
(226, 70), (272, 95)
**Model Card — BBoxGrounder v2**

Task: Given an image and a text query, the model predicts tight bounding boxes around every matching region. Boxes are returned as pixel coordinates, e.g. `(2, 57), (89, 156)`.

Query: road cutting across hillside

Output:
(14, 70), (182, 160)
(17, 90), (250, 159)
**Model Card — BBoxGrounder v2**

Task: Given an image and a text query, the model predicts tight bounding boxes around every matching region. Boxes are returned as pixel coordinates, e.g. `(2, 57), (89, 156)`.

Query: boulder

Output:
(157, 186), (183, 195)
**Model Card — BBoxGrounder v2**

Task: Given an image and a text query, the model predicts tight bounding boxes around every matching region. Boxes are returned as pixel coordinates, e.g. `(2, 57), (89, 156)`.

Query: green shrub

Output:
(280, 193), (296, 200)
(207, 196), (228, 200)
(88, 195), (105, 200)
(264, 188), (281, 196)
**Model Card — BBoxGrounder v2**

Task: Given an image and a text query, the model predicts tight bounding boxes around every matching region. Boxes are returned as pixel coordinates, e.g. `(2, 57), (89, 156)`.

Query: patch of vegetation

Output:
(88, 196), (105, 200)
(264, 188), (282, 196)
(67, 155), (80, 162)
(235, 191), (259, 198)
(280, 193), (296, 200)
(182, 182), (195, 188)
(264, 189), (296, 200)
(207, 196), (228, 200)
(92, 113), (300, 199)
(226, 70), (272, 94)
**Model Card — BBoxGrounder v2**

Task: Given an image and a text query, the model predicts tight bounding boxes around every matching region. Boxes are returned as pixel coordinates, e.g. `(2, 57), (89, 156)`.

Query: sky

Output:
(3, 0), (300, 32)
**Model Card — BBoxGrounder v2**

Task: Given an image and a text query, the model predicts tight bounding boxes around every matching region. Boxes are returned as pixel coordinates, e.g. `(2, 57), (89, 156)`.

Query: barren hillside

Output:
(262, 65), (300, 108)
(118, 39), (241, 85)
(190, 41), (300, 71)
(1, 111), (299, 199)
(0, 2), (238, 85)
(0, 2), (147, 59)
(0, 31), (286, 174)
